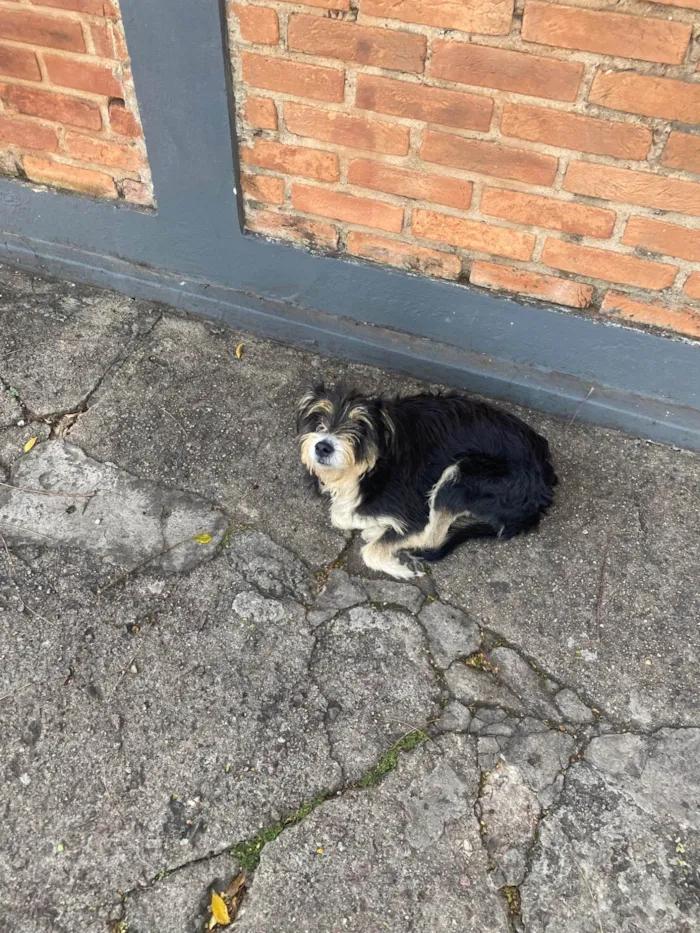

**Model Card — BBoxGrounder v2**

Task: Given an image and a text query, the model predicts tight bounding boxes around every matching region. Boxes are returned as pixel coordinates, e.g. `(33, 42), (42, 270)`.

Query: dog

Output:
(297, 383), (558, 580)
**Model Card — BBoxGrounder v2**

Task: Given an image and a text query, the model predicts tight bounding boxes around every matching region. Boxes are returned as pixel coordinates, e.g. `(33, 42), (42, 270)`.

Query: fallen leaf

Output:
(235, 343), (244, 359)
(225, 871), (247, 899)
(23, 436), (38, 453)
(194, 533), (213, 544)
(211, 891), (230, 926)
(55, 843), (64, 853)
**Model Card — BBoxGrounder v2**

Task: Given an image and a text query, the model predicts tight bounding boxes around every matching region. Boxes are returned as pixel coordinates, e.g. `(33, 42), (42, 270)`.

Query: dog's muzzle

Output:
(314, 438), (335, 464)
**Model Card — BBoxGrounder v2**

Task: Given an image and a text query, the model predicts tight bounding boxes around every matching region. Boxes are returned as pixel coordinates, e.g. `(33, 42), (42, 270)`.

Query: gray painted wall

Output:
(0, 0), (698, 448)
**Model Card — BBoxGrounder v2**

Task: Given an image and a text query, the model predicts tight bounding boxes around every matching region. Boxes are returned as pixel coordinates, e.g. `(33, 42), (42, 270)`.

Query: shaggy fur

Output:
(297, 383), (558, 580)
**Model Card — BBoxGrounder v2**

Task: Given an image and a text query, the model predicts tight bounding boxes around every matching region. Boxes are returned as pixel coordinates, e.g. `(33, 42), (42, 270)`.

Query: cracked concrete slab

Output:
(234, 735), (511, 933)
(2, 268), (700, 933)
(521, 729), (700, 932)
(0, 441), (228, 572)
(311, 604), (441, 781)
(0, 265), (159, 417)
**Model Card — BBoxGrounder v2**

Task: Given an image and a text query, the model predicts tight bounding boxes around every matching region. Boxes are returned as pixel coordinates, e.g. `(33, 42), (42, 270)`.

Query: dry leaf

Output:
(194, 533), (213, 544)
(235, 343), (244, 359)
(225, 871), (247, 899)
(23, 436), (38, 453)
(211, 891), (230, 926)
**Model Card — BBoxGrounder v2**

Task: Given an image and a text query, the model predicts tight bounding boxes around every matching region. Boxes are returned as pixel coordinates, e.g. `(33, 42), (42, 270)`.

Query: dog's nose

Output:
(315, 439), (334, 459)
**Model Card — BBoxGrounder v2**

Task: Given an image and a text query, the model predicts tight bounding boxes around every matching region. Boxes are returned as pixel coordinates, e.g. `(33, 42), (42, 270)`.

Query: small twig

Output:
(0, 480), (97, 499)
(0, 520), (57, 540)
(160, 406), (188, 435)
(568, 386), (595, 428)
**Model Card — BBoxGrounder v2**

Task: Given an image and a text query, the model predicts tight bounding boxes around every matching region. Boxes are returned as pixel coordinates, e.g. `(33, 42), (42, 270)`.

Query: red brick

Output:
(28, 0), (118, 14)
(589, 71), (700, 125)
(1, 83), (102, 130)
(242, 172), (285, 205)
(362, 0), (514, 36)
(481, 188), (615, 239)
(286, 103), (409, 156)
(348, 159), (471, 210)
(355, 73), (492, 132)
(112, 23), (129, 63)
(522, 1), (690, 65)
(242, 53), (344, 103)
(421, 130), (557, 187)
(23, 155), (116, 197)
(275, 0), (349, 8)
(622, 216), (700, 263)
(121, 179), (152, 205)
(601, 291), (700, 339)
(64, 131), (143, 171)
(108, 99), (141, 137)
(347, 231), (461, 279)
(684, 273), (700, 300)
(0, 43), (40, 81)
(660, 133), (700, 176)
(233, 5), (279, 45)
(0, 9), (85, 52)
(248, 208), (339, 249)
(431, 41), (582, 103)
(501, 103), (651, 161)
(292, 183), (404, 233)
(0, 114), (59, 152)
(89, 23), (114, 59)
(564, 161), (700, 219)
(245, 96), (278, 130)
(288, 14), (425, 74)
(242, 138), (339, 181)
(413, 209), (535, 261)
(44, 55), (122, 97)
(541, 239), (677, 291)
(470, 261), (593, 309)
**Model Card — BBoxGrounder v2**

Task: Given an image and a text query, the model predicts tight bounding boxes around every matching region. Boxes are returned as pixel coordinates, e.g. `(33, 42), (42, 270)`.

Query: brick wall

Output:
(0, 0), (152, 205)
(228, 0), (700, 341)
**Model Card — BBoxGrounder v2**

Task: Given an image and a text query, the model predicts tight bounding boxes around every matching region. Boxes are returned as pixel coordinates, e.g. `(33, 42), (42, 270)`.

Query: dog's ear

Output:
(377, 401), (396, 455)
(296, 381), (327, 433)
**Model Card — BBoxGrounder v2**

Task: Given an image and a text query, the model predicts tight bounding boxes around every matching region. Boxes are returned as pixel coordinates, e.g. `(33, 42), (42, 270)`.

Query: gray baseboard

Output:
(2, 233), (699, 451)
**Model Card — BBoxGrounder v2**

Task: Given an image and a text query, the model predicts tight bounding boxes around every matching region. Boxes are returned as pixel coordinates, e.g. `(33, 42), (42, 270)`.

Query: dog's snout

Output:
(315, 439), (334, 459)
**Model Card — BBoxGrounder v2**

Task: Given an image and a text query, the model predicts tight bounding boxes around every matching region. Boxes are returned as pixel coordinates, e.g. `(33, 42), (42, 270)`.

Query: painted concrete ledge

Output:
(1, 231), (699, 452)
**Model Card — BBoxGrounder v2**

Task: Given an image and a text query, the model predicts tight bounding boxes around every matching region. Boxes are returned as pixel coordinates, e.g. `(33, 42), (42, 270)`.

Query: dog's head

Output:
(296, 382), (391, 480)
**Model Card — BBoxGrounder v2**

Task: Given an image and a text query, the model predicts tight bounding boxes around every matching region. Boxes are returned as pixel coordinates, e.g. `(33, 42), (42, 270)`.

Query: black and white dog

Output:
(297, 383), (558, 579)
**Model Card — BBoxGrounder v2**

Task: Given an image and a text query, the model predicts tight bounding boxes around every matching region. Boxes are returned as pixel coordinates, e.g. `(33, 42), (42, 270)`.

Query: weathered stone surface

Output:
(314, 569), (365, 612)
(0, 266), (159, 416)
(0, 542), (340, 931)
(362, 578), (425, 614)
(0, 384), (21, 427)
(311, 605), (441, 780)
(0, 441), (228, 573)
(226, 530), (314, 603)
(446, 662), (527, 714)
(435, 699), (472, 733)
(555, 687), (595, 723)
(419, 599), (481, 668)
(488, 647), (560, 720)
(522, 730), (700, 932)
(125, 853), (240, 933)
(234, 736), (510, 933)
(479, 725), (576, 886)
(69, 311), (353, 568)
